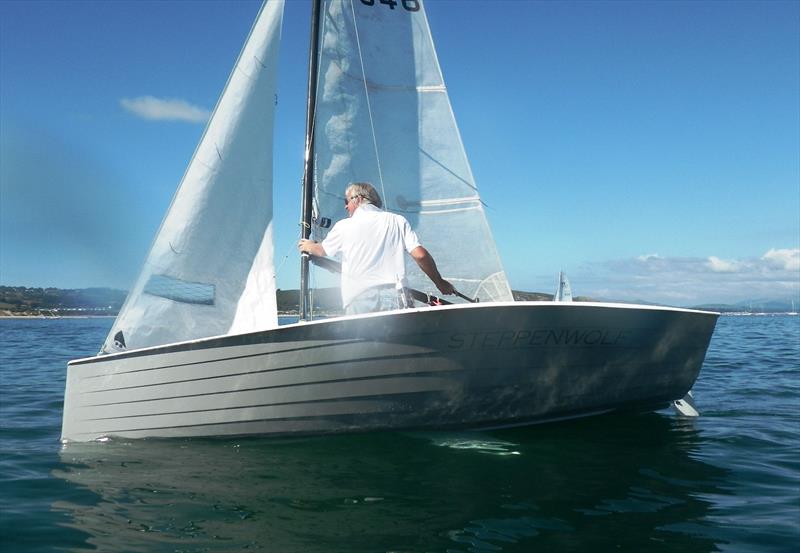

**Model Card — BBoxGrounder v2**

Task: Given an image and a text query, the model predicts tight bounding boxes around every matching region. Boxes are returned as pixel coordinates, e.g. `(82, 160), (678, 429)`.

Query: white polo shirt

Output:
(321, 203), (421, 308)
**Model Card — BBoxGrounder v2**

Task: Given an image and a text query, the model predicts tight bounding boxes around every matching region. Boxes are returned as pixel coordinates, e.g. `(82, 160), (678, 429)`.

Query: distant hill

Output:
(0, 285), (345, 316)
(512, 290), (595, 302)
(0, 286), (126, 316)
(2, 286), (562, 316)
(277, 288), (342, 315)
(512, 290), (551, 302)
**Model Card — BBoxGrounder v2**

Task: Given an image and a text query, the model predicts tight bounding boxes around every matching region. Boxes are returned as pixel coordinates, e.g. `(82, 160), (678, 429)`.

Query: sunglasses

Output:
(344, 195), (361, 206)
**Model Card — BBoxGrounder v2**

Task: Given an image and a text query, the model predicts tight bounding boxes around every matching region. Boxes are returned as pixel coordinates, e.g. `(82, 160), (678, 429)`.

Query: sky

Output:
(1, 0), (798, 306)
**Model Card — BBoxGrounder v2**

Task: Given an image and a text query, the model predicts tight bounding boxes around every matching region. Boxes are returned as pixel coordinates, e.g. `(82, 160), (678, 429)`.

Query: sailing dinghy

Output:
(61, 0), (718, 442)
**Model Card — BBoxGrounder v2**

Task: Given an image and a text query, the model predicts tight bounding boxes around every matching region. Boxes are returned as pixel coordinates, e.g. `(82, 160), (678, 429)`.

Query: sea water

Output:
(0, 315), (797, 552)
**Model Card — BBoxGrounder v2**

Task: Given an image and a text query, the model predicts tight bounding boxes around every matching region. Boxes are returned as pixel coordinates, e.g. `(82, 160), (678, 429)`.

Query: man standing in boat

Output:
(298, 182), (455, 315)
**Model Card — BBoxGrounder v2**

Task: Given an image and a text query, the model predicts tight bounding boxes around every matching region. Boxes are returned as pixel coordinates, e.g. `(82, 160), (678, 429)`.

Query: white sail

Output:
(102, 0), (285, 352)
(554, 271), (573, 302)
(310, 0), (513, 302)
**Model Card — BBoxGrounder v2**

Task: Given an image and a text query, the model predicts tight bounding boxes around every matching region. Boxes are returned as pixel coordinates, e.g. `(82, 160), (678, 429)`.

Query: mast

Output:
(299, 0), (323, 320)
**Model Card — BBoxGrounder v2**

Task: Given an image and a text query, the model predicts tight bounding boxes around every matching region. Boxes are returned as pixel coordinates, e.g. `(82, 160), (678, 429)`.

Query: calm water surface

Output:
(1, 315), (798, 552)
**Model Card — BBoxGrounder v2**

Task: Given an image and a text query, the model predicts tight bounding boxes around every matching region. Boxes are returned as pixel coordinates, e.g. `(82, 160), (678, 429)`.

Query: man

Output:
(298, 182), (455, 314)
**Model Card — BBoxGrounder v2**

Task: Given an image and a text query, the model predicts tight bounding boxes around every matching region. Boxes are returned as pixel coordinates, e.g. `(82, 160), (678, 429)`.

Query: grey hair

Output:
(345, 182), (382, 209)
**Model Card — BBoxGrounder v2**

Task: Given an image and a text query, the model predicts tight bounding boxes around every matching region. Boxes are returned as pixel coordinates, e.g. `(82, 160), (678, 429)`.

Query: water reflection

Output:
(54, 413), (727, 552)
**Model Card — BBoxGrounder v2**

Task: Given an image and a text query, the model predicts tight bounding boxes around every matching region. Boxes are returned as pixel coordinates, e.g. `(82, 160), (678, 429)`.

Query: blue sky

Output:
(1, 0), (798, 306)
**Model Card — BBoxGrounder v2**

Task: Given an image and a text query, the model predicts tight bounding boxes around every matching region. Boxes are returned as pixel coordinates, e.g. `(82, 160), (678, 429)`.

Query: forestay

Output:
(311, 0), (513, 302)
(102, 1), (284, 353)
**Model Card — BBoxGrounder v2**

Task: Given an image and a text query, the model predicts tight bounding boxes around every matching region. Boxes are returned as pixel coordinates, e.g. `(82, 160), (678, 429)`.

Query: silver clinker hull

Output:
(61, 302), (718, 442)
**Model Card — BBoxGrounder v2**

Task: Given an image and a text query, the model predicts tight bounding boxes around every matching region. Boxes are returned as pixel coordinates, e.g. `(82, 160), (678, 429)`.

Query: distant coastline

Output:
(1, 286), (125, 318)
(0, 286), (554, 318)
(1, 285), (795, 317)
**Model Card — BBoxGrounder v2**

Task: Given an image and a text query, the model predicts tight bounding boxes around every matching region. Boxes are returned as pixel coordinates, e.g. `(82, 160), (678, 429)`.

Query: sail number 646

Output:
(360, 0), (420, 12)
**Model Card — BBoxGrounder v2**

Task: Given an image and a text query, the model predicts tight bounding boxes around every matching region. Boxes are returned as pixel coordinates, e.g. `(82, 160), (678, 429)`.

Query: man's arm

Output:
(298, 239), (327, 258)
(409, 246), (455, 295)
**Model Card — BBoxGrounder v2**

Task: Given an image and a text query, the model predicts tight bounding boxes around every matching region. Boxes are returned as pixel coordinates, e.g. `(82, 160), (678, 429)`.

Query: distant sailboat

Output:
(554, 271), (573, 302)
(60, 0), (718, 442)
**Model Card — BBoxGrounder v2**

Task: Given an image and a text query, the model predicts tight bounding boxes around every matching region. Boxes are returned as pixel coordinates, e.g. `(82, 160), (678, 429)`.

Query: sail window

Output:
(143, 274), (215, 305)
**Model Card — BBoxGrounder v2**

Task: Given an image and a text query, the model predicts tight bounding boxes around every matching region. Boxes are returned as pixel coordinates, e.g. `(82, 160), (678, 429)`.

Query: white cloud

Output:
(636, 253), (661, 262)
(707, 256), (739, 273)
(561, 248), (800, 305)
(762, 248), (800, 271)
(120, 96), (210, 123)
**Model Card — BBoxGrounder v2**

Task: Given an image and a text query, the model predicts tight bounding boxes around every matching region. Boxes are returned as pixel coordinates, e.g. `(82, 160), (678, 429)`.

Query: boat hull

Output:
(61, 302), (718, 442)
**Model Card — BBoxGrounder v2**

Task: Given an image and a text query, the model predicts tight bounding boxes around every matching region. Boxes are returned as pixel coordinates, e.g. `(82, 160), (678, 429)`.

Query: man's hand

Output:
(435, 278), (455, 295)
(298, 239), (326, 257)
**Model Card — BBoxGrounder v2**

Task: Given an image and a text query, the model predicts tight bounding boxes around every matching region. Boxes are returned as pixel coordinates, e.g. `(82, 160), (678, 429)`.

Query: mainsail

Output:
(311, 0), (513, 302)
(102, 1), (284, 352)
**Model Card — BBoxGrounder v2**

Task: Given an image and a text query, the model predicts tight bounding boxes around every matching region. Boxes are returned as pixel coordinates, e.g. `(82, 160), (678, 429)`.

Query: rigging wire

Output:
(273, 231), (299, 282)
(307, 0), (326, 234)
(348, 0), (387, 209)
(310, 263), (317, 320)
